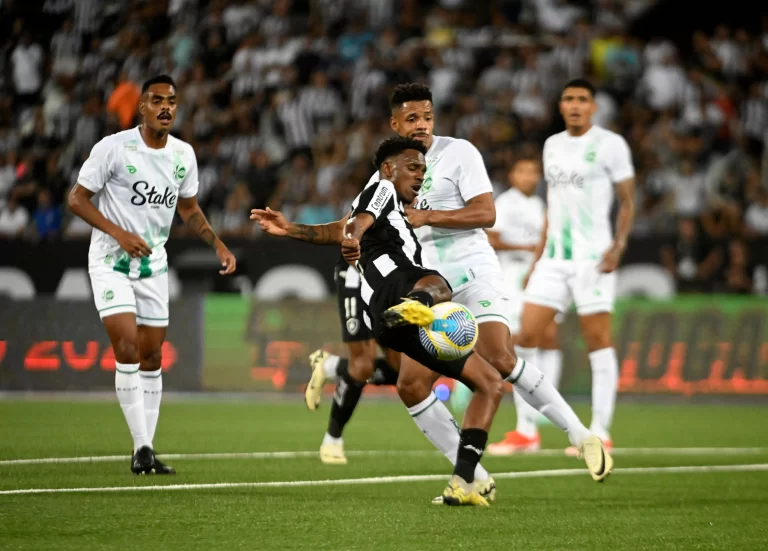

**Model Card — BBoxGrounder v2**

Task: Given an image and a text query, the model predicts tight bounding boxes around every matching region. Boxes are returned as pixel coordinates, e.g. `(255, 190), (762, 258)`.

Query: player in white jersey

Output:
(519, 78), (636, 454)
(68, 75), (236, 475)
(483, 157), (567, 454)
(253, 84), (613, 494)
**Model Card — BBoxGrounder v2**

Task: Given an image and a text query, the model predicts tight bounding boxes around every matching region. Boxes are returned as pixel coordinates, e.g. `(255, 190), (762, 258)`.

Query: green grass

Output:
(1, 399), (767, 550)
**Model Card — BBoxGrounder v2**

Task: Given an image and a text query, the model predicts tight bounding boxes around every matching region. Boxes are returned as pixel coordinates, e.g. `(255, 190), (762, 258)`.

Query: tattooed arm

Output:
(177, 196), (237, 274)
(250, 207), (348, 245)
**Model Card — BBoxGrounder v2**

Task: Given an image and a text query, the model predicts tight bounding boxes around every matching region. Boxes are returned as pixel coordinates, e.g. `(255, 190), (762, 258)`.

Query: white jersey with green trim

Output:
(412, 135), (500, 289)
(491, 187), (545, 288)
(77, 127), (199, 279)
(542, 125), (634, 262)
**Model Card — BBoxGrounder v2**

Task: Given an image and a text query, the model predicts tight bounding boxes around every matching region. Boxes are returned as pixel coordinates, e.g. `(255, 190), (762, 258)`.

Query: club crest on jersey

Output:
(585, 146), (596, 163)
(174, 164), (186, 180)
(131, 181), (177, 209)
(103, 289), (114, 301)
(346, 318), (359, 336)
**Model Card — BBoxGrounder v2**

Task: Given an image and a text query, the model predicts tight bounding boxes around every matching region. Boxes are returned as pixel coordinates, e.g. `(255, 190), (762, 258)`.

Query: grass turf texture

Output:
(1, 399), (767, 550)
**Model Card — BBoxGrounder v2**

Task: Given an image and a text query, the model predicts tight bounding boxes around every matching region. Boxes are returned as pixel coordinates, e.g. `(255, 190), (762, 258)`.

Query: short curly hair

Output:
(390, 83), (432, 110)
(372, 136), (428, 170)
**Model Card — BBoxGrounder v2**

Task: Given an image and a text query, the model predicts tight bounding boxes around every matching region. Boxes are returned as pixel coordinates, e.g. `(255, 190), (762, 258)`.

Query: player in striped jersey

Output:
(343, 136), (502, 505)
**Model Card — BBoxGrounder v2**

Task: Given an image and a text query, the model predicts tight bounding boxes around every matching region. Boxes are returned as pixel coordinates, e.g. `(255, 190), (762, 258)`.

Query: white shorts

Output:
(90, 271), (169, 327)
(504, 271), (566, 334)
(524, 258), (616, 316)
(453, 275), (510, 330)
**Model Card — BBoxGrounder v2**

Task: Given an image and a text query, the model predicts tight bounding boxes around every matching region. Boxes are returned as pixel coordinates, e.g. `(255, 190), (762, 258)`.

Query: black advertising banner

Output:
(2, 236), (767, 301)
(0, 298), (203, 391)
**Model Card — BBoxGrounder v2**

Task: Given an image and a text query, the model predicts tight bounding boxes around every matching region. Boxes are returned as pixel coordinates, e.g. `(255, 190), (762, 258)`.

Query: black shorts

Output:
(368, 265), (470, 379)
(335, 264), (374, 343)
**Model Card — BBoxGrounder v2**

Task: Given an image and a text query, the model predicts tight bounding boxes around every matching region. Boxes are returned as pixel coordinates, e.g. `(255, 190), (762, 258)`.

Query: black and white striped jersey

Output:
(351, 178), (424, 296)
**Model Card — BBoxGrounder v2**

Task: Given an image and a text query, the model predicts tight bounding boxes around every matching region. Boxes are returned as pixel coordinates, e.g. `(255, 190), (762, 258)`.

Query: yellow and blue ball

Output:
(418, 302), (478, 361)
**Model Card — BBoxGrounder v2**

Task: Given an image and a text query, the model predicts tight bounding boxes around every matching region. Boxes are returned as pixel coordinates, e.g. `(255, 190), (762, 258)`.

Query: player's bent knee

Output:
(113, 337), (140, 364)
(483, 353), (517, 379)
(516, 328), (538, 349)
(348, 356), (374, 382)
(396, 377), (432, 408)
(583, 332), (612, 352)
(140, 347), (162, 371)
(477, 369), (504, 402)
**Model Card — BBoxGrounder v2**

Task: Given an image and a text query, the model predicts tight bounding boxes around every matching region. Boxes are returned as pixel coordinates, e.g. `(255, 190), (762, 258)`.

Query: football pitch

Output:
(1, 397), (767, 550)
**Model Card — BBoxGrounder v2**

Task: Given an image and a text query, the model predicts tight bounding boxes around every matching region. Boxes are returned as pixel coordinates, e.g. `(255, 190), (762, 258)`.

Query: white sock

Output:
(589, 347), (619, 440)
(506, 357), (591, 447)
(539, 349), (563, 389)
(512, 347), (540, 438)
(322, 433), (343, 446)
(140, 368), (162, 446)
(323, 354), (341, 379)
(407, 391), (489, 482)
(115, 363), (150, 452)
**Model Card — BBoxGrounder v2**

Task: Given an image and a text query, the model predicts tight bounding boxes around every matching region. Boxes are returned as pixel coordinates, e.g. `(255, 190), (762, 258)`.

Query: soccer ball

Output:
(418, 302), (478, 361)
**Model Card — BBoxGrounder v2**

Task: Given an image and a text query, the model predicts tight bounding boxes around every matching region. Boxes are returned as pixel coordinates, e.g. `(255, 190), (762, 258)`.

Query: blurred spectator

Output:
(33, 188), (62, 240)
(11, 33), (44, 111)
(661, 217), (723, 293)
(211, 188), (252, 238)
(668, 157), (708, 218)
(719, 239), (754, 294)
(0, 152), (16, 208)
(107, 72), (141, 129)
(0, 0), (763, 297)
(743, 188), (768, 237)
(0, 196), (29, 239)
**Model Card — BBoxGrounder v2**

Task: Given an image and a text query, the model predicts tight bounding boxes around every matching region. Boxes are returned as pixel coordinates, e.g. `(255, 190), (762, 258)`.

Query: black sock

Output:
(335, 357), (350, 379)
(453, 428), (488, 484)
(327, 371), (365, 438)
(369, 358), (399, 386)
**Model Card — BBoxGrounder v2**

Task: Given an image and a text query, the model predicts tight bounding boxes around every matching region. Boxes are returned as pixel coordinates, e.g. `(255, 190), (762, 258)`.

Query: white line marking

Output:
(2, 464), (767, 496)
(2, 447), (767, 466)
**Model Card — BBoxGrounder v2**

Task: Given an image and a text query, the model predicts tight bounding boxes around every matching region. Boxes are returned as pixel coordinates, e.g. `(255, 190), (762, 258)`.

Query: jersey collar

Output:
(134, 126), (172, 155)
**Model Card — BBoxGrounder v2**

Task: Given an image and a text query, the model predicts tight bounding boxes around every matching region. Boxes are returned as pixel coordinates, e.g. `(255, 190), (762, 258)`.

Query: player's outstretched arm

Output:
(250, 207), (348, 245)
(177, 196), (236, 275)
(68, 184), (152, 258)
(341, 214), (374, 266)
(406, 192), (496, 230)
(599, 177), (635, 273)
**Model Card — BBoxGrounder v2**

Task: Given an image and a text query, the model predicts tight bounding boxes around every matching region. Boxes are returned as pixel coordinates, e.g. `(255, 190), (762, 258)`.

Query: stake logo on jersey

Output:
(546, 165), (585, 189)
(542, 125), (634, 262)
(77, 127), (199, 280)
(131, 181), (178, 209)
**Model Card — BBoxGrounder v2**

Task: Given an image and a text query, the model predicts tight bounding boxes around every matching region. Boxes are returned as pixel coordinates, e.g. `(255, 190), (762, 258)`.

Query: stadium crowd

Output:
(0, 0), (766, 292)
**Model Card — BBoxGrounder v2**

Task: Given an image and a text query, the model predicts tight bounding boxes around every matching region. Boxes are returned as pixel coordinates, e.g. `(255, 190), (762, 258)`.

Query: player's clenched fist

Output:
(115, 230), (152, 258)
(341, 235), (360, 266)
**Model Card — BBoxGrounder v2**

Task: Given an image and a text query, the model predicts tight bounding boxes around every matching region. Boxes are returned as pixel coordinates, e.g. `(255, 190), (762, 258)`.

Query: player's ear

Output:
(138, 97), (146, 117)
(389, 116), (398, 133)
(381, 160), (394, 180)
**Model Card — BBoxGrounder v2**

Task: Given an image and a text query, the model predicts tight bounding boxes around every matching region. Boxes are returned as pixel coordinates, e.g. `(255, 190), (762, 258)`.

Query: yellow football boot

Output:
(381, 299), (434, 329)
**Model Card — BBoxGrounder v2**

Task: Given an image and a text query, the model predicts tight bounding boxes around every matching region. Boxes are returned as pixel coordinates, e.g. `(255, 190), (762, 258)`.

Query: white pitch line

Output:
(1, 464), (767, 496)
(2, 447), (768, 466)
